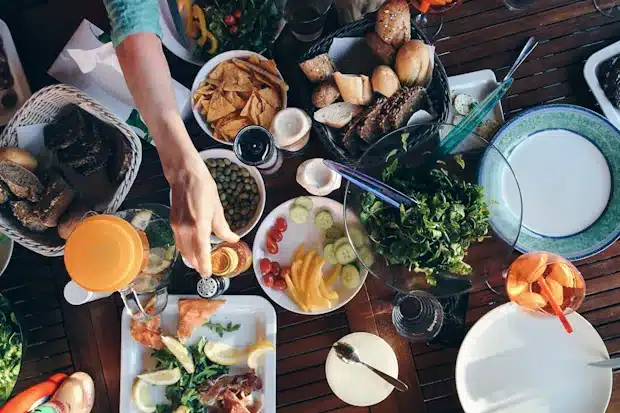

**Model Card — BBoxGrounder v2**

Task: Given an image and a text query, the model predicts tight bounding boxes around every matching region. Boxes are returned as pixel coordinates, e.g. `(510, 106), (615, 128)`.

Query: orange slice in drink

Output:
(546, 263), (576, 288)
(545, 277), (564, 306)
(510, 253), (548, 283)
(514, 291), (547, 310)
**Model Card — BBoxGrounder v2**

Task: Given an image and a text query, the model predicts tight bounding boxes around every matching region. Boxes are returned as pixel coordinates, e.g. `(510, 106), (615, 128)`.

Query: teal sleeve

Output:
(103, 0), (163, 47)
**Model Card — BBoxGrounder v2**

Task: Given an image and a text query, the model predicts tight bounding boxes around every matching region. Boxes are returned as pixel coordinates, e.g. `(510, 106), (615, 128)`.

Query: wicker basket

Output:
(0, 84), (142, 256)
(298, 16), (451, 165)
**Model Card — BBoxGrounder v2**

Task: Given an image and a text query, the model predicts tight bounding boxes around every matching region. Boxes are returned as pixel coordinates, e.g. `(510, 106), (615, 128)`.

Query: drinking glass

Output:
(275, 0), (333, 42)
(410, 0), (462, 40)
(392, 291), (444, 342)
(506, 251), (585, 316)
(233, 125), (283, 175)
(593, 0), (620, 16)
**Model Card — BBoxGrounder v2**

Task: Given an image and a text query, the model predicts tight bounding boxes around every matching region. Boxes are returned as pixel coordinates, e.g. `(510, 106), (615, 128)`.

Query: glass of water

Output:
(276, 0), (334, 42)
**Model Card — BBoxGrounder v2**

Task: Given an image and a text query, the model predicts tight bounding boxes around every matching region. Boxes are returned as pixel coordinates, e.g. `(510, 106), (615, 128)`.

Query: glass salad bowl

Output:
(343, 122), (523, 298)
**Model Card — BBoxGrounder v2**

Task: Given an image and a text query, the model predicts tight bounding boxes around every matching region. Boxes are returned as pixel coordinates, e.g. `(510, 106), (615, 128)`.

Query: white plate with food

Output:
(0, 19), (31, 126)
(252, 196), (371, 315)
(120, 295), (276, 413)
(584, 40), (620, 129)
(456, 303), (612, 413)
(191, 50), (288, 145)
(447, 69), (504, 143)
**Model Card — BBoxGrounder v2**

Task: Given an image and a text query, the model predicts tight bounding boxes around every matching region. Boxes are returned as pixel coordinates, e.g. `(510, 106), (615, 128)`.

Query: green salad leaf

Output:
(0, 296), (22, 404)
(203, 320), (241, 337)
(153, 338), (229, 412)
(360, 155), (490, 285)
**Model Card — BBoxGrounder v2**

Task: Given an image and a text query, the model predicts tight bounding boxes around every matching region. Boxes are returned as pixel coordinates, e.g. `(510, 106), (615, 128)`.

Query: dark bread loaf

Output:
(44, 105), (85, 150)
(11, 201), (48, 233)
(104, 122), (132, 183)
(357, 96), (388, 143)
(0, 160), (44, 202)
(0, 181), (10, 204)
(33, 173), (75, 227)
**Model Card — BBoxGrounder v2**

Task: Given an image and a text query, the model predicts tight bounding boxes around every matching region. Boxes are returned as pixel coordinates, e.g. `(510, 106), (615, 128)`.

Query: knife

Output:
(166, 0), (189, 48)
(588, 358), (620, 369)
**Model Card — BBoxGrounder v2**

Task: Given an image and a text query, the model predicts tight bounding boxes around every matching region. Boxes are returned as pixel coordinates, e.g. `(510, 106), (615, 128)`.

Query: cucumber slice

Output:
(358, 246), (375, 267)
(325, 225), (344, 242)
(293, 196), (313, 211)
(323, 244), (338, 265)
(347, 227), (368, 248)
(335, 243), (357, 265)
(289, 205), (309, 224)
(341, 265), (361, 289)
(314, 210), (334, 230)
(333, 237), (350, 251)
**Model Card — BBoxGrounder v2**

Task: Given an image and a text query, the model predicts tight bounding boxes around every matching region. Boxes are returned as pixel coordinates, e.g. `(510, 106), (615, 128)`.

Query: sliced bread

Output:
(34, 173), (76, 228)
(334, 72), (373, 106)
(299, 53), (336, 83)
(314, 102), (363, 129)
(0, 160), (44, 202)
(11, 201), (48, 233)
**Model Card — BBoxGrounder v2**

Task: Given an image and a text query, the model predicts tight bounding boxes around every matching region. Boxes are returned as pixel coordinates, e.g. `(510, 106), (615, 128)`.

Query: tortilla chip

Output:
(205, 78), (222, 87)
(207, 94), (236, 122)
(247, 55), (262, 66)
(223, 81), (253, 93)
(249, 95), (263, 125)
(225, 91), (247, 110)
(240, 95), (255, 118)
(220, 117), (251, 141)
(232, 60), (252, 73)
(258, 87), (281, 109)
(258, 104), (276, 129)
(200, 98), (211, 115)
(208, 63), (225, 81)
(260, 59), (279, 76)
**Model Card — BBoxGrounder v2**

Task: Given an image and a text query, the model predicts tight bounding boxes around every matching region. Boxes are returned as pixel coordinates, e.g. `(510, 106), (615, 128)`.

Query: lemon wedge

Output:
(161, 336), (195, 374)
(203, 341), (249, 366)
(132, 379), (156, 413)
(174, 406), (190, 413)
(247, 339), (276, 370)
(137, 368), (181, 385)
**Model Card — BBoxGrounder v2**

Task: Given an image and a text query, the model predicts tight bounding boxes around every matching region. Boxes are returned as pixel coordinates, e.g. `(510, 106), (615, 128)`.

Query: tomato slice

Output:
(280, 266), (291, 280)
(268, 227), (283, 242)
(259, 258), (272, 275)
(266, 237), (279, 254)
(271, 262), (281, 277)
(263, 272), (275, 288)
(273, 278), (287, 290)
(275, 217), (288, 232)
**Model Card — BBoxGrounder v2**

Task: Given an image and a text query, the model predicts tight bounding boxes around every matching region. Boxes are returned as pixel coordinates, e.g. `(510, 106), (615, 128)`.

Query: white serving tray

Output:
(120, 295), (277, 412)
(448, 69), (505, 124)
(584, 40), (620, 129)
(0, 18), (31, 126)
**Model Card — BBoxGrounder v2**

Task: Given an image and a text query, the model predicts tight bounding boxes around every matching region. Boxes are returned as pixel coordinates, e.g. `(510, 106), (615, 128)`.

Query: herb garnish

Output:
(203, 320), (241, 337)
(0, 296), (22, 404)
(360, 154), (490, 285)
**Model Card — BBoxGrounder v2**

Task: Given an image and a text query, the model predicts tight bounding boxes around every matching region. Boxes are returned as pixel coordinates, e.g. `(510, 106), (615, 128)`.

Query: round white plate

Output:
(252, 197), (368, 315)
(456, 303), (612, 413)
(0, 234), (13, 277)
(326, 332), (398, 407)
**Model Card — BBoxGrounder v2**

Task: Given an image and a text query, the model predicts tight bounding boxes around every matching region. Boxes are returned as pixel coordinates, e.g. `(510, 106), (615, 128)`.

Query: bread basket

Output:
(298, 16), (451, 165)
(0, 84), (142, 256)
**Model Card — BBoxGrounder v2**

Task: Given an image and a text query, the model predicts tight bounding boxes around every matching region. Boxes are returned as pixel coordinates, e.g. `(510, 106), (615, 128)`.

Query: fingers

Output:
(192, 221), (212, 277)
(212, 203), (240, 243)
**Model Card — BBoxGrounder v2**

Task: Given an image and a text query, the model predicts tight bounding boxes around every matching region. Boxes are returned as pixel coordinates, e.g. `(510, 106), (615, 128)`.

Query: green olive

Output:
(206, 159), (216, 167)
(217, 159), (225, 167)
(241, 169), (250, 177)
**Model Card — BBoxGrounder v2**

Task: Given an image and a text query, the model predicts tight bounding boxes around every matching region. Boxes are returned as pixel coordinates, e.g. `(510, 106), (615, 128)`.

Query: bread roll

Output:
(395, 40), (431, 86)
(376, 0), (411, 48)
(365, 32), (396, 65)
(312, 79), (341, 108)
(334, 72), (373, 105)
(371, 66), (400, 97)
(0, 148), (37, 171)
(299, 53), (336, 83)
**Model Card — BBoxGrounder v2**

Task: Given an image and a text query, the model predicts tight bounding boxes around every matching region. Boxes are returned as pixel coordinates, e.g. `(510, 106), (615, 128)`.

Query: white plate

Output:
(120, 295), (277, 412)
(0, 235), (13, 277)
(252, 197), (368, 315)
(448, 69), (505, 124)
(0, 19), (31, 126)
(584, 40), (620, 129)
(190, 50), (288, 145)
(456, 303), (612, 413)
(325, 332), (398, 407)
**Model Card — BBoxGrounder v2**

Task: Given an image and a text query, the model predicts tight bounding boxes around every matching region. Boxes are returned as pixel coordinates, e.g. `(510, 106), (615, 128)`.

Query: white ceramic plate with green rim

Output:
(479, 104), (620, 260)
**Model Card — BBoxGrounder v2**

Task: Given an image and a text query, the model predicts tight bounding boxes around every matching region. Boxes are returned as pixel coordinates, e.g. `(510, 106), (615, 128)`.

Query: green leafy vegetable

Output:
(203, 320), (241, 337)
(360, 156), (490, 285)
(194, 0), (281, 60)
(153, 338), (229, 412)
(0, 295), (22, 404)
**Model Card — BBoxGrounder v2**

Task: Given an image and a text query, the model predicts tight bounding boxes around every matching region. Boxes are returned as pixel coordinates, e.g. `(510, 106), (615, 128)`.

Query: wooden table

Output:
(1, 1), (620, 412)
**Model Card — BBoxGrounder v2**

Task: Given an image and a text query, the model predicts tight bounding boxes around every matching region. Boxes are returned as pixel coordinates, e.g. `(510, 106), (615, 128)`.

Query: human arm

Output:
(104, 1), (239, 275)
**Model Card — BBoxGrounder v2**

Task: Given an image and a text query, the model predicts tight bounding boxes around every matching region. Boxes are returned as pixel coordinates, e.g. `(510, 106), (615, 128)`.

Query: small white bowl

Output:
(170, 148), (266, 244)
(0, 234), (13, 277)
(191, 50), (288, 145)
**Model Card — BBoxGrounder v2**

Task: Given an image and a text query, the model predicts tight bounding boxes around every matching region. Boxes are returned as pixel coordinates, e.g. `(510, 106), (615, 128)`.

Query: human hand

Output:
(168, 153), (239, 276)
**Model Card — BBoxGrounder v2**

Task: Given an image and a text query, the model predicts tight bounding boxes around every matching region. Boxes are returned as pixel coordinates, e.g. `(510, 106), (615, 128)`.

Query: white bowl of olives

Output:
(170, 148), (266, 244)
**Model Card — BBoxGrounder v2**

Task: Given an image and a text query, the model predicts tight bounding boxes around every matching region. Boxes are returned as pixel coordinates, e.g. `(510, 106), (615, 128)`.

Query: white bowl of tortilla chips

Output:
(191, 50), (289, 145)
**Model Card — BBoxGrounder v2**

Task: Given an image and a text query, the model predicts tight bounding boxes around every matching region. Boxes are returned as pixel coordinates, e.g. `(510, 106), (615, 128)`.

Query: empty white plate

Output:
(456, 303), (612, 413)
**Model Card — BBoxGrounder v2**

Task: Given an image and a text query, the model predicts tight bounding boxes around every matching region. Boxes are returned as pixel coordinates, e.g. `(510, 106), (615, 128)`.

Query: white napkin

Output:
(48, 19), (192, 147)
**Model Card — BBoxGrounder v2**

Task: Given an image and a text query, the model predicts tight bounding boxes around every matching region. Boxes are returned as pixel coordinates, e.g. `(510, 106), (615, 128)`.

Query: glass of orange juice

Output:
(506, 251), (585, 315)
